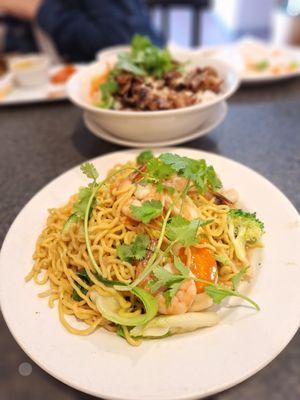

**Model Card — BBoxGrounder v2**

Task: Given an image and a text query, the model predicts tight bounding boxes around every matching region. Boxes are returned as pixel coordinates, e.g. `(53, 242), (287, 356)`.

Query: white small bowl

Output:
(67, 55), (240, 142)
(9, 54), (50, 87)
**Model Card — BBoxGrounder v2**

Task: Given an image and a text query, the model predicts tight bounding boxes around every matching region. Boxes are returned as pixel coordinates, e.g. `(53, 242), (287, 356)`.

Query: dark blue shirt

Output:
(5, 0), (163, 61)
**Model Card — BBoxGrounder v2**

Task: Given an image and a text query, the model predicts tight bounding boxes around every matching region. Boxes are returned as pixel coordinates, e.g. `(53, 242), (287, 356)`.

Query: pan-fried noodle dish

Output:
(27, 151), (264, 345)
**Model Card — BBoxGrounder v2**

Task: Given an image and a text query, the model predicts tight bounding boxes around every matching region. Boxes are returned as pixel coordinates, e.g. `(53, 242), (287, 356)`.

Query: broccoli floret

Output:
(227, 209), (264, 265)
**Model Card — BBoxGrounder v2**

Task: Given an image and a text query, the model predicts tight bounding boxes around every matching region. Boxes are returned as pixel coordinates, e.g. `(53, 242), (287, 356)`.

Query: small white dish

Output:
(67, 56), (239, 141)
(0, 64), (83, 106)
(84, 101), (227, 147)
(0, 148), (299, 400)
(9, 54), (50, 87)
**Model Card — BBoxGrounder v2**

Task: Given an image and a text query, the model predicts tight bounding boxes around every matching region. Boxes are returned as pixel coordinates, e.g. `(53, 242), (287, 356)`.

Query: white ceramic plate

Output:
(195, 39), (300, 84)
(0, 64), (83, 105)
(0, 148), (299, 400)
(83, 102), (227, 147)
(220, 44), (300, 84)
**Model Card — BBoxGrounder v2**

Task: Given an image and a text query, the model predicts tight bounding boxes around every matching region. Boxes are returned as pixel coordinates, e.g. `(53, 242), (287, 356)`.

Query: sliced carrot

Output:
(89, 70), (110, 97)
(270, 66), (281, 75)
(179, 246), (218, 293)
(50, 64), (76, 84)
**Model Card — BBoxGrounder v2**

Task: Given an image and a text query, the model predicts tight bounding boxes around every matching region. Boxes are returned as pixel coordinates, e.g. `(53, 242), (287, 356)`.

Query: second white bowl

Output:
(67, 55), (239, 142)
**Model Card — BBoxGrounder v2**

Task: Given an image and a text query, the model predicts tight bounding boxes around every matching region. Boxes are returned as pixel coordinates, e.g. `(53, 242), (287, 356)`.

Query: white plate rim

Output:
(0, 148), (299, 400)
(83, 102), (227, 147)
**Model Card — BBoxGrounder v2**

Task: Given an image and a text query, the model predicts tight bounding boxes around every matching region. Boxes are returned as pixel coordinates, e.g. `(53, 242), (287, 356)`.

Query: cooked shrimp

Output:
(122, 199), (142, 220)
(121, 183), (163, 220)
(182, 197), (200, 220)
(165, 194), (199, 220)
(118, 178), (133, 192)
(218, 188), (239, 204)
(156, 279), (197, 315)
(164, 176), (188, 192)
(134, 184), (158, 201)
(111, 176), (134, 195)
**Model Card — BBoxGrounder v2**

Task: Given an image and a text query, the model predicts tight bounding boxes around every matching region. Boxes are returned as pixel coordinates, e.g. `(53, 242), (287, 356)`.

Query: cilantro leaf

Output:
(131, 34), (152, 51)
(150, 265), (188, 304)
(63, 163), (99, 231)
(63, 213), (79, 232)
(146, 158), (174, 183)
(137, 150), (154, 165)
(164, 281), (182, 305)
(166, 216), (212, 246)
(80, 162), (99, 181)
(131, 200), (163, 223)
(174, 256), (190, 277)
(117, 234), (150, 262)
(159, 257), (191, 305)
(204, 285), (231, 304)
(204, 278), (260, 311)
(231, 267), (248, 291)
(117, 244), (134, 263)
(152, 266), (182, 285)
(116, 52), (146, 76)
(159, 153), (188, 172)
(129, 34), (174, 77)
(206, 166), (222, 192)
(147, 279), (164, 293)
(132, 234), (150, 260)
(73, 187), (96, 220)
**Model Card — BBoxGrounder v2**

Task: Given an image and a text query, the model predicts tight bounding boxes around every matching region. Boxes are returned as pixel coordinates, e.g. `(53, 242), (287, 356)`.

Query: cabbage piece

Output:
(130, 312), (219, 338)
(189, 293), (213, 312)
(91, 287), (158, 327)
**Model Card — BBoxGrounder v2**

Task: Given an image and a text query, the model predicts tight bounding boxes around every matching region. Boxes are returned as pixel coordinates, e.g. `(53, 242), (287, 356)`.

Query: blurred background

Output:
(1, 0), (300, 64)
(149, 0), (300, 47)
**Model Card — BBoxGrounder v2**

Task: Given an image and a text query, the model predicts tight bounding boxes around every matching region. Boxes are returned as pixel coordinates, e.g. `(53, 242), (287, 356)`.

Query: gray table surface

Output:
(0, 79), (299, 400)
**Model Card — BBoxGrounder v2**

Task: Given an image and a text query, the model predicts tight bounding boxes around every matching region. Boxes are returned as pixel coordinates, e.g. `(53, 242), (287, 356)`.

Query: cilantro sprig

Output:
(148, 256), (190, 305)
(159, 153), (222, 193)
(148, 258), (258, 310)
(116, 34), (176, 78)
(137, 150), (154, 165)
(63, 162), (99, 231)
(136, 151), (222, 195)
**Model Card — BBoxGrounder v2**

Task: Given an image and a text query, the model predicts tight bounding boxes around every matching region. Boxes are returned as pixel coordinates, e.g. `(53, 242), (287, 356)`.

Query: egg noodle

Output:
(26, 152), (264, 345)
